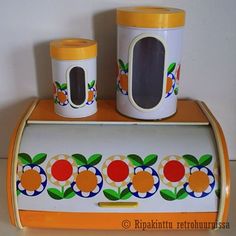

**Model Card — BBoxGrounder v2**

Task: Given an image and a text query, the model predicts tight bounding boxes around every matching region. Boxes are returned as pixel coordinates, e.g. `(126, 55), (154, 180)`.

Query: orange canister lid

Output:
(50, 38), (97, 60)
(117, 6), (185, 28)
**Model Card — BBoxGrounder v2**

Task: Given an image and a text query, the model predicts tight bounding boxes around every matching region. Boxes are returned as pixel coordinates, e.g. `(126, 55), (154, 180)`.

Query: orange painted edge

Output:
(7, 123), (19, 226)
(197, 101), (230, 224)
(28, 99), (209, 124)
(20, 211), (218, 230)
(7, 99), (39, 227)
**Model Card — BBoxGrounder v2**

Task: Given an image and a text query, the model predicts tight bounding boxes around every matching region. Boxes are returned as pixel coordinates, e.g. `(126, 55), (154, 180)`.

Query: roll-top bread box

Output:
(7, 99), (230, 230)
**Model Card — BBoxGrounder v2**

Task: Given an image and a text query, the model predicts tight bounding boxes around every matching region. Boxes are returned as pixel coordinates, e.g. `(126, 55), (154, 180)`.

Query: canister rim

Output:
(117, 6), (185, 28)
(50, 38), (97, 60)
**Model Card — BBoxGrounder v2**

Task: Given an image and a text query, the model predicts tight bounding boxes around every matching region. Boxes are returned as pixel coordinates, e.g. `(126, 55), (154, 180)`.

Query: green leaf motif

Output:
(183, 154), (199, 167)
(17, 189), (21, 196)
(215, 188), (220, 198)
(120, 188), (132, 200)
(160, 189), (176, 201)
(143, 154), (158, 166)
(72, 154), (87, 166)
(47, 188), (63, 200)
(32, 153), (47, 165)
(18, 153), (32, 165)
(127, 154), (144, 167)
(54, 98), (58, 104)
(176, 188), (188, 200)
(61, 83), (67, 90)
(87, 154), (102, 166)
(124, 63), (128, 73)
(174, 87), (179, 95)
(88, 80), (95, 89)
(168, 63), (176, 74)
(199, 154), (212, 166)
(64, 187), (76, 199)
(118, 59), (126, 71)
(55, 81), (61, 89)
(103, 189), (120, 201)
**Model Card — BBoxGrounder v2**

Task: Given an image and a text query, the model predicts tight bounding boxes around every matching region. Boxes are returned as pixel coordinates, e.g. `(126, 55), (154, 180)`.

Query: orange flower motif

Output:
(117, 59), (128, 95)
(128, 166), (159, 198)
(17, 164), (47, 196)
(184, 166), (215, 198)
(87, 80), (96, 105)
(71, 165), (103, 198)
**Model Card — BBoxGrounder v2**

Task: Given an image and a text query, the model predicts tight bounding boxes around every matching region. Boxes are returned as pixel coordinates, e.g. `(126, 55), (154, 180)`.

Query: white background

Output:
(0, 0), (235, 159)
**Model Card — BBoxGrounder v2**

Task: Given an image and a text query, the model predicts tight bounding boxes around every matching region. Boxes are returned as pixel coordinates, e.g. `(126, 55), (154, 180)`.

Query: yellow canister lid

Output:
(117, 6), (185, 28)
(50, 38), (97, 60)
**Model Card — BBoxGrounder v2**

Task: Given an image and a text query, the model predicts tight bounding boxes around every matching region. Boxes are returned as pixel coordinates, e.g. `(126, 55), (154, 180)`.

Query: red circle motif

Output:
(163, 160), (185, 182)
(51, 160), (73, 181)
(107, 160), (129, 182)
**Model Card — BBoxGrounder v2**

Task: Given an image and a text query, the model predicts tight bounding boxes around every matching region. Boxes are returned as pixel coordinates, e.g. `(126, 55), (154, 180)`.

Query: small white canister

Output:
(116, 7), (185, 119)
(50, 38), (97, 118)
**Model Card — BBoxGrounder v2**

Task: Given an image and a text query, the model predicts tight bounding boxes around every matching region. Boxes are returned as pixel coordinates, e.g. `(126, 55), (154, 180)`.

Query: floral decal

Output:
(166, 63), (178, 98)
(54, 82), (69, 106)
(158, 154), (215, 201)
(102, 155), (133, 201)
(127, 154), (160, 199)
(175, 64), (181, 92)
(117, 59), (128, 95)
(53, 80), (96, 107)
(71, 154), (103, 198)
(117, 60), (181, 98)
(46, 154), (78, 200)
(86, 80), (97, 105)
(158, 155), (189, 201)
(16, 153), (218, 202)
(17, 153), (47, 196)
(183, 154), (215, 198)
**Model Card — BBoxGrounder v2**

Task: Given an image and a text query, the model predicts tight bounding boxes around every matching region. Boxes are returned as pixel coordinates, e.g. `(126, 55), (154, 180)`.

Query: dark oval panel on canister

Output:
(131, 37), (165, 109)
(69, 66), (86, 106)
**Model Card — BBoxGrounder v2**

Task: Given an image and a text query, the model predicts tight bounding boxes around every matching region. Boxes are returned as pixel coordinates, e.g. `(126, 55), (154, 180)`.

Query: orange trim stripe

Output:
(20, 211), (218, 230)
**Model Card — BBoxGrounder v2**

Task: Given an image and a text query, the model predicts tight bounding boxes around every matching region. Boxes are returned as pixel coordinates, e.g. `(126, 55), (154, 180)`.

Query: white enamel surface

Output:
(51, 58), (97, 118)
(18, 123), (219, 213)
(117, 26), (184, 119)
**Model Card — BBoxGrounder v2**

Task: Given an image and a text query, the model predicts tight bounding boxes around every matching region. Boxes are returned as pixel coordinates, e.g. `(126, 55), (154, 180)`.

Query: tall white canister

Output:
(116, 7), (185, 119)
(50, 38), (97, 118)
